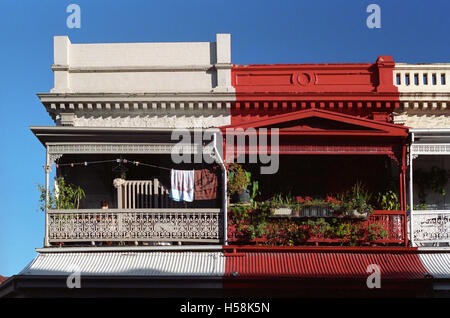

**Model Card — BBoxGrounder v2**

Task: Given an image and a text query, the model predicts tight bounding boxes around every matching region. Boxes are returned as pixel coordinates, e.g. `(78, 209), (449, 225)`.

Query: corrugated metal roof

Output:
(224, 252), (429, 280)
(20, 252), (225, 277)
(419, 253), (450, 279)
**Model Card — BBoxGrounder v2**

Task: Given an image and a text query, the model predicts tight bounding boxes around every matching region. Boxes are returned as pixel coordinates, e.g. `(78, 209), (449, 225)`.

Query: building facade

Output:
(1, 34), (449, 297)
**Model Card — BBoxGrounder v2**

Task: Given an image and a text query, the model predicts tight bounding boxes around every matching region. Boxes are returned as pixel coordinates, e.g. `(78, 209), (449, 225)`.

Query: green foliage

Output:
(249, 181), (260, 206)
(414, 166), (449, 203)
(332, 220), (352, 239)
(368, 223), (388, 241)
(339, 182), (374, 216)
(266, 182), (374, 217)
(227, 163), (250, 196)
(228, 202), (389, 246)
(377, 190), (400, 210)
(307, 218), (332, 236)
(37, 183), (54, 213)
(416, 203), (428, 210)
(269, 193), (295, 208)
(37, 177), (86, 211)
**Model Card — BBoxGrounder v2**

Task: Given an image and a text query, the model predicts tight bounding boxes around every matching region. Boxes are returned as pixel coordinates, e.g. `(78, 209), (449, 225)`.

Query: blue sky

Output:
(0, 0), (449, 276)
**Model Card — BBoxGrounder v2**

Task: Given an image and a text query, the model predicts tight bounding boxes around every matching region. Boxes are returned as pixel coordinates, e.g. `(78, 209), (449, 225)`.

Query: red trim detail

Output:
(223, 246), (419, 253)
(222, 108), (407, 136)
(221, 108), (407, 162)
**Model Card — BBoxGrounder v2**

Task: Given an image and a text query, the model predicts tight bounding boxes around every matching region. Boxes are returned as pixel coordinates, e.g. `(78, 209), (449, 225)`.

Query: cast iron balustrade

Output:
(47, 208), (222, 244)
(411, 210), (450, 246)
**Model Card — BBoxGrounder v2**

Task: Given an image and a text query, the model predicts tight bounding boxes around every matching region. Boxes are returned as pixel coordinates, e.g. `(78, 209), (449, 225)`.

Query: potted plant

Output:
(227, 163), (251, 203)
(270, 194), (294, 216)
(340, 182), (373, 219)
(296, 196), (341, 217)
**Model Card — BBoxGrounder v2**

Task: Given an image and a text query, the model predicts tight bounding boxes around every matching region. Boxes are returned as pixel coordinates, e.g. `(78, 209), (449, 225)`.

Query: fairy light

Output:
(53, 158), (172, 171)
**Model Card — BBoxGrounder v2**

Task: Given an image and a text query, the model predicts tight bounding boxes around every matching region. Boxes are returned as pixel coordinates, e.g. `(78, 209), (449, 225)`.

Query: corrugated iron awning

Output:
(224, 251), (429, 280)
(419, 253), (450, 279)
(20, 252), (225, 277)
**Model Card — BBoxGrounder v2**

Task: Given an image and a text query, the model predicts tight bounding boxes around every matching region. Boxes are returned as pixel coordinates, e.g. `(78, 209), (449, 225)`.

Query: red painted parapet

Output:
(232, 56), (398, 96)
(375, 56), (397, 93)
(230, 57), (400, 124)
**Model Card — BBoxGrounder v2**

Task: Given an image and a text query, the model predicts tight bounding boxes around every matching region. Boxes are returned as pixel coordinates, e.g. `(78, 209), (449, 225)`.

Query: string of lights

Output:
(55, 158), (172, 171)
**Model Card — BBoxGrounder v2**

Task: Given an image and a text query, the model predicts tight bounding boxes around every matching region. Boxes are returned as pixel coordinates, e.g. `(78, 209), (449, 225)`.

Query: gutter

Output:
(36, 245), (224, 253)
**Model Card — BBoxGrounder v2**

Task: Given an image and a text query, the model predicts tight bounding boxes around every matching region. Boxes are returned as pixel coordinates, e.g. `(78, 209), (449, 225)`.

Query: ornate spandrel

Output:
(47, 143), (197, 155)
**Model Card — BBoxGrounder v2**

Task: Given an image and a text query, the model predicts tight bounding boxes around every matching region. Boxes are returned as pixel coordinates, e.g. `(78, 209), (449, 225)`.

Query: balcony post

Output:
(213, 132), (227, 245)
(409, 134), (415, 247)
(401, 145), (408, 246)
(44, 145), (51, 247)
(113, 178), (125, 209)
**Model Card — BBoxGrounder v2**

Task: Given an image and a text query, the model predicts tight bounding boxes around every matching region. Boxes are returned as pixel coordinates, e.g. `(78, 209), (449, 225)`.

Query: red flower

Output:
(304, 196), (313, 202)
(296, 196), (304, 203)
(325, 196), (341, 204)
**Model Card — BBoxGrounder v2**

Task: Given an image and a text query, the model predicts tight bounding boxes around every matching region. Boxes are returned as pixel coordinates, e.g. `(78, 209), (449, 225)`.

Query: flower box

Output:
(300, 205), (335, 218)
(272, 207), (293, 216)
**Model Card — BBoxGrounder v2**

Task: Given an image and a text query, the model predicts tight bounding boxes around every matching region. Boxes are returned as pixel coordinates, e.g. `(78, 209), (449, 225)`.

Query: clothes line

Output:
(54, 158), (172, 171)
(54, 158), (219, 201)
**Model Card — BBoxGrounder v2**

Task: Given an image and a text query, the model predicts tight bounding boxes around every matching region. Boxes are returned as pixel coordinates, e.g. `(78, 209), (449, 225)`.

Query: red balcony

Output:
(227, 210), (407, 246)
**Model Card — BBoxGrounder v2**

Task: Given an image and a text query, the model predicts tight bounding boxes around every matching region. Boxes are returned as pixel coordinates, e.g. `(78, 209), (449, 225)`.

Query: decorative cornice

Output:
(51, 64), (69, 71)
(38, 91), (236, 101)
(51, 63), (233, 73)
(42, 100), (233, 116)
(397, 100), (449, 111)
(37, 92), (235, 123)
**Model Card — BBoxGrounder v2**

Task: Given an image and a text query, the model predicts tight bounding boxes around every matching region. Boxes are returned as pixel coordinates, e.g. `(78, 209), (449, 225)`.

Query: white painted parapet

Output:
(394, 63), (450, 94)
(51, 34), (234, 94)
(393, 63), (450, 128)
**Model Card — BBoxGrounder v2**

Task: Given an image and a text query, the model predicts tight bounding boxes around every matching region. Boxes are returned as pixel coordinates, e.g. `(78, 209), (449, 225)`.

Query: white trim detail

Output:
(46, 142), (198, 155)
(410, 144), (450, 155)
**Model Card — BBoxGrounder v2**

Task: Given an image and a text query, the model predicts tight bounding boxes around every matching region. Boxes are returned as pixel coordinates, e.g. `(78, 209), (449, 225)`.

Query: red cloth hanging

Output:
(194, 168), (219, 200)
